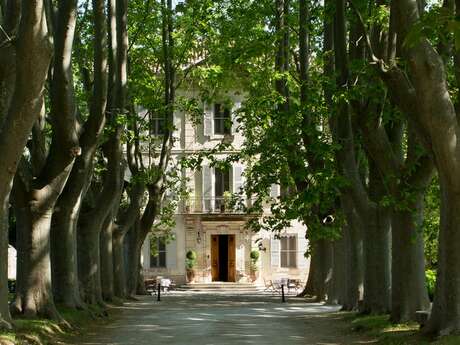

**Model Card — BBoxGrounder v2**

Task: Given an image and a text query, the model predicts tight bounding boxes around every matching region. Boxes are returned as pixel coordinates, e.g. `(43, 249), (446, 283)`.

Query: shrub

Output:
(186, 250), (197, 270)
(250, 250), (260, 262)
(186, 250), (197, 261)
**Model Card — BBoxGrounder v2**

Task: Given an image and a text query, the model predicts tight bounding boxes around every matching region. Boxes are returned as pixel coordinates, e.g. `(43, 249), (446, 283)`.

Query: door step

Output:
(179, 282), (263, 292)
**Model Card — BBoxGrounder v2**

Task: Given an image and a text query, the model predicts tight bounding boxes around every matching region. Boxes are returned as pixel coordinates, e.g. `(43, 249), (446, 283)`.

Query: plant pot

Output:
(186, 269), (196, 283)
(250, 270), (258, 283)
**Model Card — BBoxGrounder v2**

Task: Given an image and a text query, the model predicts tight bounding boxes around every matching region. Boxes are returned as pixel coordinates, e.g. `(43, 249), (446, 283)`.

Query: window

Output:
(280, 235), (297, 268)
(151, 115), (165, 135)
(215, 167), (230, 197)
(214, 167), (230, 209)
(150, 238), (166, 268)
(214, 104), (231, 135)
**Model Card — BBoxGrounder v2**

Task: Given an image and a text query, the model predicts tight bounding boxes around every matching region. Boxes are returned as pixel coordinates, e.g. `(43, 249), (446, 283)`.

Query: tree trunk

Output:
(302, 244), (317, 297)
(100, 214), (115, 302)
(12, 204), (60, 319)
(11, 0), (80, 319)
(391, 199), (430, 323)
(51, 0), (108, 309)
(425, 178), (460, 334)
(113, 230), (127, 298)
(112, 183), (144, 299)
(362, 204), (391, 314)
(78, 216), (104, 305)
(126, 221), (144, 297)
(340, 197), (363, 311)
(78, 144), (122, 304)
(51, 195), (84, 308)
(0, 0), (52, 327)
(300, 239), (333, 301)
(327, 236), (346, 305)
(314, 239), (334, 302)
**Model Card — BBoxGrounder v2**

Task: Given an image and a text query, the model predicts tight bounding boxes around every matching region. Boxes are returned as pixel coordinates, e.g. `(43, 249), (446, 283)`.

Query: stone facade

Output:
(140, 90), (310, 286)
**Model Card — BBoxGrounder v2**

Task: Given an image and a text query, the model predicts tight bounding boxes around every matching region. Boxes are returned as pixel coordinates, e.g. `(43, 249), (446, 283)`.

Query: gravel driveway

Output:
(70, 292), (374, 345)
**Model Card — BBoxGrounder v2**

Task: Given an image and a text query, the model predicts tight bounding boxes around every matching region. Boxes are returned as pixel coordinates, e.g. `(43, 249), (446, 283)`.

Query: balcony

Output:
(182, 197), (252, 214)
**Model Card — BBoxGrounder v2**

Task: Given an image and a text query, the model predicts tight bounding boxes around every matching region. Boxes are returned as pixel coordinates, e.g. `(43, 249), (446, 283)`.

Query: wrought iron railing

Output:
(181, 197), (252, 214)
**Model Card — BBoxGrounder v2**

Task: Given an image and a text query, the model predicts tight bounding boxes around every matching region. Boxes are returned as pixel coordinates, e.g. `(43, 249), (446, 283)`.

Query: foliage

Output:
(186, 250), (197, 261)
(250, 250), (259, 263)
(185, 250), (197, 270)
(426, 269), (437, 302)
(424, 177), (440, 268)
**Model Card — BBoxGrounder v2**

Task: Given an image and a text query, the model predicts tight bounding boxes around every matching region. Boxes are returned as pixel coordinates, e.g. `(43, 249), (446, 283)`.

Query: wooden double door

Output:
(211, 234), (236, 282)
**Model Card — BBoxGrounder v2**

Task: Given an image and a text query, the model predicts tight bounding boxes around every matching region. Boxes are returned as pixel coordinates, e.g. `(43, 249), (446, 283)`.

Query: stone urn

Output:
(186, 268), (196, 283)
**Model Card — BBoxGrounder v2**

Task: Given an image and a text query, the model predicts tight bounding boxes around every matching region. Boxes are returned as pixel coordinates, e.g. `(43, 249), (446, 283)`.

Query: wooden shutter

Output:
(202, 165), (213, 211)
(271, 236), (280, 268)
(297, 233), (309, 269)
(203, 102), (213, 136)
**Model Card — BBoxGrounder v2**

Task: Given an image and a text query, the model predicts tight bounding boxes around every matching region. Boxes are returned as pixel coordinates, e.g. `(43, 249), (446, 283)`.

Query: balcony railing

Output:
(182, 197), (252, 214)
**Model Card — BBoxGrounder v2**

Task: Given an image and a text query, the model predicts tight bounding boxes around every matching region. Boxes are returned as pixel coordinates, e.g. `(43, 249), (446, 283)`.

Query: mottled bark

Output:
(11, 0), (79, 319)
(333, 0), (392, 314)
(361, 165), (391, 314)
(391, 199), (430, 322)
(77, 0), (125, 305)
(78, 141), (123, 304)
(0, 0), (52, 326)
(51, 0), (108, 309)
(365, 0), (460, 333)
(339, 195), (363, 311)
(100, 213), (115, 301)
(113, 183), (144, 298)
(300, 239), (333, 301)
(127, 190), (160, 296)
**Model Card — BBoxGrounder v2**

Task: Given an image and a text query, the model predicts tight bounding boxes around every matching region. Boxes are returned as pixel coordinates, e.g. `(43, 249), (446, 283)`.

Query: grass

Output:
(0, 304), (114, 345)
(347, 314), (460, 345)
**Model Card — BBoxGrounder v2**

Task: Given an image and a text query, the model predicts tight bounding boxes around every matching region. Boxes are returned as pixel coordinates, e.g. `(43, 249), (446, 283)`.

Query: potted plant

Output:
(249, 250), (260, 282)
(222, 191), (233, 212)
(186, 250), (197, 283)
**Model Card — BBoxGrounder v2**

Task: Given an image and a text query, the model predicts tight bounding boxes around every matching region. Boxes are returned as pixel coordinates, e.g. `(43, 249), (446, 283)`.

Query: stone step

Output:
(178, 282), (263, 291)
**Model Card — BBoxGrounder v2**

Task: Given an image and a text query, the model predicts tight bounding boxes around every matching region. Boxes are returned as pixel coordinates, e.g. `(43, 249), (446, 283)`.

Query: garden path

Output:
(68, 292), (375, 345)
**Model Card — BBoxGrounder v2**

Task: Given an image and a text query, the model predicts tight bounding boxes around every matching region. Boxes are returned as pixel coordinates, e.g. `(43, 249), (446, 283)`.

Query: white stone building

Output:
(140, 90), (310, 285)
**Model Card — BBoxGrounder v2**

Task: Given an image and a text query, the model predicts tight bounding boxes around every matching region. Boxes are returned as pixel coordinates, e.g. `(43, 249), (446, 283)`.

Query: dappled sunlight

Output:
(69, 292), (374, 345)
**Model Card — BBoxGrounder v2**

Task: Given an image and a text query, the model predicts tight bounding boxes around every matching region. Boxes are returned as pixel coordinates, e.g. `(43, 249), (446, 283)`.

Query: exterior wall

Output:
(140, 90), (311, 286)
(141, 215), (310, 285)
(8, 245), (16, 280)
(142, 215), (187, 285)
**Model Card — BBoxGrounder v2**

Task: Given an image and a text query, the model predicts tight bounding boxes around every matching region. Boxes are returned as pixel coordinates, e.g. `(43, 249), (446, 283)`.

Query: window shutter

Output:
(173, 111), (181, 145)
(232, 164), (243, 194)
(270, 184), (280, 198)
(203, 103), (213, 136)
(271, 236), (280, 268)
(166, 236), (177, 269)
(297, 233), (309, 269)
(202, 165), (213, 211)
(231, 101), (241, 134)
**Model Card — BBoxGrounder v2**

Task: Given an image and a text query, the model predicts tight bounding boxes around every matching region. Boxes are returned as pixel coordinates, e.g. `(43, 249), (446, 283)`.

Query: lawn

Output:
(348, 314), (460, 345)
(0, 304), (113, 345)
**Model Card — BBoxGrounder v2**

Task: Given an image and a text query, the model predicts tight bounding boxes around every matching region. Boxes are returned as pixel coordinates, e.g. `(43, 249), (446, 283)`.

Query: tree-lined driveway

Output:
(71, 292), (374, 345)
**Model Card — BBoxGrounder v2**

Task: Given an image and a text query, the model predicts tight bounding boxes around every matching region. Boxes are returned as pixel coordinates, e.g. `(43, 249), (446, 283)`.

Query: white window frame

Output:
(213, 103), (232, 136)
(151, 115), (166, 136)
(280, 235), (297, 268)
